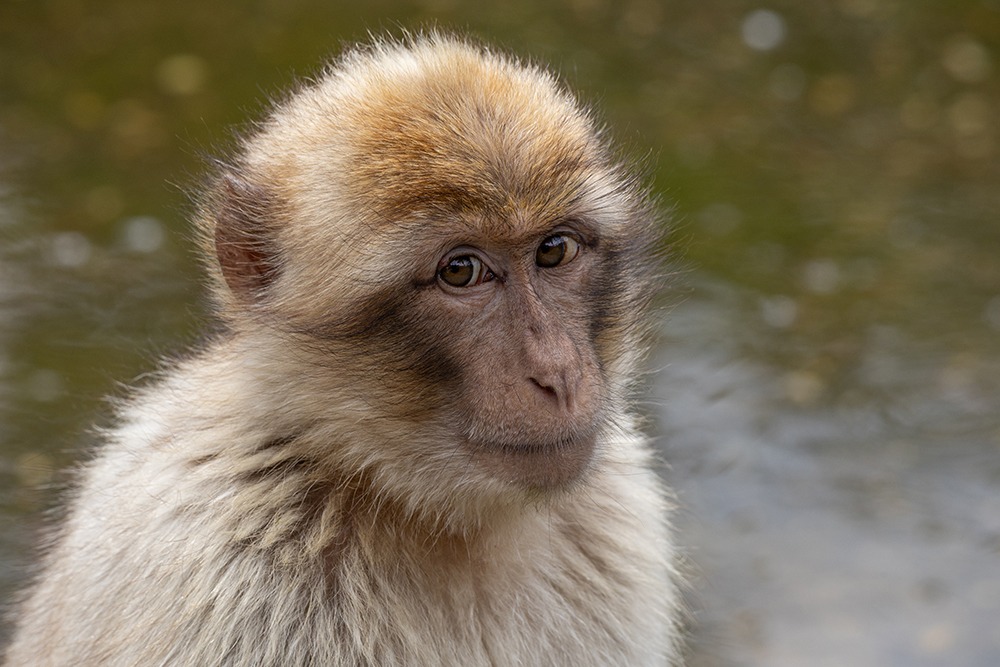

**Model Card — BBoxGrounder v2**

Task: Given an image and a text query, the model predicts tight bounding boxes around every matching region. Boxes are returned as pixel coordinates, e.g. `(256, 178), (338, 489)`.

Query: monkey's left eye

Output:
(535, 234), (580, 269)
(438, 255), (492, 287)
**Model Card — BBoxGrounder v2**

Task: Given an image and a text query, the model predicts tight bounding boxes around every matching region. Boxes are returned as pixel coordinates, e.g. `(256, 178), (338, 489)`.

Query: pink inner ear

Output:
(214, 171), (280, 301)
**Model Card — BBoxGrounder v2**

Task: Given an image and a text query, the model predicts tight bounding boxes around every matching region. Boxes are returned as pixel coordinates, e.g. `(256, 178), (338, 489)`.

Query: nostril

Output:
(529, 376), (577, 413)
(530, 377), (560, 404)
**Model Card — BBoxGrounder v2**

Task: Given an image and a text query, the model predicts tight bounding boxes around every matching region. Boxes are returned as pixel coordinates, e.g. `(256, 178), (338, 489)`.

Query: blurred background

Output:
(1, 0), (998, 664)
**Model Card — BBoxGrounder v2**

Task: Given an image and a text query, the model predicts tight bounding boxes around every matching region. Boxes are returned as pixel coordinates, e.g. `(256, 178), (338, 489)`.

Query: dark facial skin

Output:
(410, 219), (607, 490)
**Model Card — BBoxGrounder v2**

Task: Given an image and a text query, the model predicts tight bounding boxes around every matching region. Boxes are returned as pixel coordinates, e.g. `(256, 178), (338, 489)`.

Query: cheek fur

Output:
(299, 284), (464, 413)
(586, 231), (659, 361)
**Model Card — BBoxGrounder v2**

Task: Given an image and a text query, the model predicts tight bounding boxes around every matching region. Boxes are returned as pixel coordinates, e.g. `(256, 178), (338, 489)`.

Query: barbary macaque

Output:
(4, 34), (682, 666)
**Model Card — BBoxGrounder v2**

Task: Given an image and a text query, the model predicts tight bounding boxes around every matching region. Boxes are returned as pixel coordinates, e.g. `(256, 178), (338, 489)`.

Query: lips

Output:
(463, 431), (599, 490)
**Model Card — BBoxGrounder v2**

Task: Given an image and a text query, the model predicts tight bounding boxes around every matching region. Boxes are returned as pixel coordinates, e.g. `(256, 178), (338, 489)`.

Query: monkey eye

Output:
(438, 255), (493, 287)
(535, 234), (580, 269)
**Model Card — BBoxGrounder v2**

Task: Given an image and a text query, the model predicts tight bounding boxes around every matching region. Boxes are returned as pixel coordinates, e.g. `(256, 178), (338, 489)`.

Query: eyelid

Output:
(551, 223), (597, 249)
(439, 244), (482, 267)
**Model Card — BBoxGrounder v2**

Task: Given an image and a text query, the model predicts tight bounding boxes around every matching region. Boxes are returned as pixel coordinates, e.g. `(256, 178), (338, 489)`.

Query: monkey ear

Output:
(213, 170), (280, 302)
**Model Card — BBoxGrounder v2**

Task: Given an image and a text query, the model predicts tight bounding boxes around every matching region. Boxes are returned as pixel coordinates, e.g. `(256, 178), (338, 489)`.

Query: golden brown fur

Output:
(4, 34), (682, 666)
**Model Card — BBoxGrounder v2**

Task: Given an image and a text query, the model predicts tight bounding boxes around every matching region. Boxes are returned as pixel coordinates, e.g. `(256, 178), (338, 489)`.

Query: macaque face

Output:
(410, 216), (608, 489)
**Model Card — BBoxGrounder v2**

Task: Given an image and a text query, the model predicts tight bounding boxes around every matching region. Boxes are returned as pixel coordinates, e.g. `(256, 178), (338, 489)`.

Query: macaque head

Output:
(202, 35), (661, 518)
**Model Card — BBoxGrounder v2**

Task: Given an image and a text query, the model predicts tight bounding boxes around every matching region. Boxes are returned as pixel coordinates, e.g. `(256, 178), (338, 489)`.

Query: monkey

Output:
(3, 34), (682, 666)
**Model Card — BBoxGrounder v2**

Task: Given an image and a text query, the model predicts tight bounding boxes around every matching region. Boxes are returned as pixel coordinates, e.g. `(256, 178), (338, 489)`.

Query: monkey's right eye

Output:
(438, 255), (492, 287)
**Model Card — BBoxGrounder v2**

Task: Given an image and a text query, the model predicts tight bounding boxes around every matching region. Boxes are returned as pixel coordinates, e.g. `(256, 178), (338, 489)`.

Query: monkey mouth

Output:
(464, 432), (598, 489)
(491, 436), (590, 454)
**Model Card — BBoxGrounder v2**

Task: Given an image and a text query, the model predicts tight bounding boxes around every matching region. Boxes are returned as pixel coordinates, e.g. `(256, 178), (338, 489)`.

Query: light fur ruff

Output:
(4, 34), (682, 666)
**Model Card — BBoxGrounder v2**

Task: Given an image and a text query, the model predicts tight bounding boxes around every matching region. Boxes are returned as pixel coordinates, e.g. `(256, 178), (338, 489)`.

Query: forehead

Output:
(335, 45), (607, 237)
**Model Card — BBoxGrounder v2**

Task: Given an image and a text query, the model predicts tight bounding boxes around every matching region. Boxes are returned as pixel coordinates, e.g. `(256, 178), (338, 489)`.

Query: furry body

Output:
(5, 35), (681, 666)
